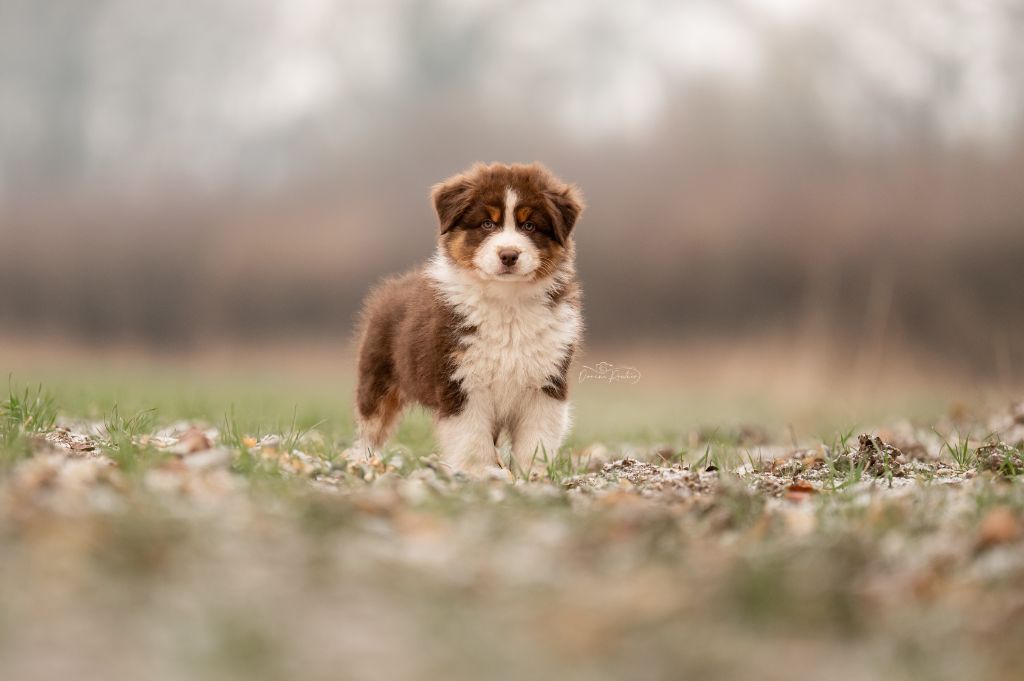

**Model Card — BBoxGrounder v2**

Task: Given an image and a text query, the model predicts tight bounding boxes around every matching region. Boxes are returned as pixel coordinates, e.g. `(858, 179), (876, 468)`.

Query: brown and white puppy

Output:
(354, 162), (584, 473)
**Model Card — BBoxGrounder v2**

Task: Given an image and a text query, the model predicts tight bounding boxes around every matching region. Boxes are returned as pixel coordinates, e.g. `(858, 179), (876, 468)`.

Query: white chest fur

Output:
(427, 253), (580, 411)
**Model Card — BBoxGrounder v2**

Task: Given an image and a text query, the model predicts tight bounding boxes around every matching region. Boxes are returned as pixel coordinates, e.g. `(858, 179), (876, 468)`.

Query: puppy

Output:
(354, 162), (584, 473)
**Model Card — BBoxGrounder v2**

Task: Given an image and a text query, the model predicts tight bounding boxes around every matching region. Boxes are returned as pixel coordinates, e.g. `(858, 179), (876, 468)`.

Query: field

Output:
(2, 342), (1024, 681)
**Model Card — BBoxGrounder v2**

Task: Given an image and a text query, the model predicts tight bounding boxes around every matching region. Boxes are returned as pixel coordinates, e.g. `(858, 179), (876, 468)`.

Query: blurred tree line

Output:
(1, 0), (1023, 376)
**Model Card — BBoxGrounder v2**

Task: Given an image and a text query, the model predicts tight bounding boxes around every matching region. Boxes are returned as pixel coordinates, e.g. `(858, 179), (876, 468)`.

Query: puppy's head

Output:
(431, 163), (583, 281)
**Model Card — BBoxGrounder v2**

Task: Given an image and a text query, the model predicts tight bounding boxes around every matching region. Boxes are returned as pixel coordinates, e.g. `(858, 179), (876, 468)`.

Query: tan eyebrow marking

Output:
(485, 206), (501, 222)
(516, 206), (532, 222)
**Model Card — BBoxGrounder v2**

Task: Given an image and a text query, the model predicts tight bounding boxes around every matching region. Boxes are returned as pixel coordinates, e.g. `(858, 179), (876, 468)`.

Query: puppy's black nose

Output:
(499, 249), (520, 267)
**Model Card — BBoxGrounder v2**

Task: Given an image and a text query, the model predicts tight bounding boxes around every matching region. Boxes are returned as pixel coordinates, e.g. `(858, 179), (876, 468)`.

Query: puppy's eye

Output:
(521, 222), (535, 232)
(481, 219), (497, 230)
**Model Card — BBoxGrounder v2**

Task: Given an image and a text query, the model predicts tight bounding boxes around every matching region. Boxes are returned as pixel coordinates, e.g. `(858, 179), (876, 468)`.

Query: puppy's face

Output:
(432, 163), (584, 282)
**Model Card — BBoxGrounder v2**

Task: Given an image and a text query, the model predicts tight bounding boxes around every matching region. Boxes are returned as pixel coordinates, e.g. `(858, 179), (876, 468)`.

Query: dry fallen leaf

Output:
(799, 452), (825, 468)
(784, 480), (818, 501)
(949, 402), (971, 424)
(171, 428), (213, 455)
(977, 506), (1022, 550)
(596, 489), (644, 508)
(350, 488), (402, 517)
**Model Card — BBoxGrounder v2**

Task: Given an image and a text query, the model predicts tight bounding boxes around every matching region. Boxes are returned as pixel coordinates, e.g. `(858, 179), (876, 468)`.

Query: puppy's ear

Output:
(545, 184), (584, 246)
(431, 173), (474, 235)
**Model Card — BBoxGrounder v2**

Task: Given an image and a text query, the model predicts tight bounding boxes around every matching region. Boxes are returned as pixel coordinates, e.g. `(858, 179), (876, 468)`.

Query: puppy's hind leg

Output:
(354, 352), (405, 457)
(355, 387), (404, 456)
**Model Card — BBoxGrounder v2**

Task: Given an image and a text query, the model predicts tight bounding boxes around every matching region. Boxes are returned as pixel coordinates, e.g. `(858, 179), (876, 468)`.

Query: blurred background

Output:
(2, 0), (1023, 429)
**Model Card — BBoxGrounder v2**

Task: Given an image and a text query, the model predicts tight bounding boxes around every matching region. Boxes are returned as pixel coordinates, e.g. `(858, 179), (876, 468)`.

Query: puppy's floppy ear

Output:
(545, 183), (585, 246)
(431, 173), (475, 235)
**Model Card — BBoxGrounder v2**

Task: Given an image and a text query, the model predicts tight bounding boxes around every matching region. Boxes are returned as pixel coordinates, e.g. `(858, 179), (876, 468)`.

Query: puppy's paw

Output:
(481, 465), (513, 482)
(446, 458), (510, 481)
(346, 439), (381, 462)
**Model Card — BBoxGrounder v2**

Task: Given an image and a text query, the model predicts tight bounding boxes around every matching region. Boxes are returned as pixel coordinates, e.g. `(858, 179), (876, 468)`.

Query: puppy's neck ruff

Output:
(425, 246), (581, 412)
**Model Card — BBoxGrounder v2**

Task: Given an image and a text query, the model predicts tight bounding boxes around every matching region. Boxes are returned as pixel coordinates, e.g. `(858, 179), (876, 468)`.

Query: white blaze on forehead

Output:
(471, 185), (540, 278)
(503, 187), (518, 231)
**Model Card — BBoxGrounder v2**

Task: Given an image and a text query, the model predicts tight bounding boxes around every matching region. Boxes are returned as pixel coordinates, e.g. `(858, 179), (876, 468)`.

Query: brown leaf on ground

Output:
(771, 456), (803, 477)
(977, 506), (1022, 550)
(350, 488), (402, 517)
(784, 480), (818, 501)
(799, 450), (825, 468)
(949, 402), (973, 424)
(172, 428), (213, 455)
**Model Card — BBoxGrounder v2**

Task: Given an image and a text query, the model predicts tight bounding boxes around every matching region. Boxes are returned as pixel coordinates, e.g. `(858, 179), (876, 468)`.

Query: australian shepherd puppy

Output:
(354, 162), (584, 474)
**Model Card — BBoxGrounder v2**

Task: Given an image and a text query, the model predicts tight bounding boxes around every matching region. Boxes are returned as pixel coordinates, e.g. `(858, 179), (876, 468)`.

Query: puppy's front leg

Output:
(435, 399), (498, 474)
(511, 394), (571, 474)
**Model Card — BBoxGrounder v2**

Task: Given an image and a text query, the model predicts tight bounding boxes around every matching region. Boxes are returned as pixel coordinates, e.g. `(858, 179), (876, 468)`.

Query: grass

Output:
(822, 449), (866, 491)
(938, 429), (977, 472)
(2, 381), (57, 433)
(1, 382), (57, 462)
(525, 443), (592, 483)
(220, 404), (253, 451)
(102, 404), (161, 475)
(693, 440), (729, 472)
(1, 370), (1023, 681)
